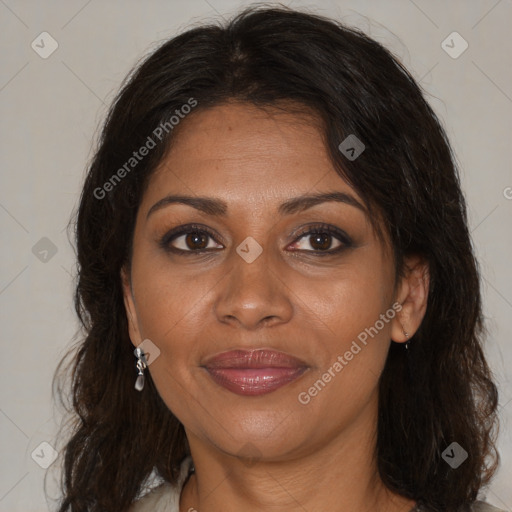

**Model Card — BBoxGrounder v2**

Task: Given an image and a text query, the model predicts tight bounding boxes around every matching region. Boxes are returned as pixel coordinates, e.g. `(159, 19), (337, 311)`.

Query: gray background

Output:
(0, 0), (511, 510)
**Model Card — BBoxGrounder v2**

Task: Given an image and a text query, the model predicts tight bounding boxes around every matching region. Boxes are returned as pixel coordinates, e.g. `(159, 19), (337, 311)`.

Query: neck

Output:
(179, 395), (415, 512)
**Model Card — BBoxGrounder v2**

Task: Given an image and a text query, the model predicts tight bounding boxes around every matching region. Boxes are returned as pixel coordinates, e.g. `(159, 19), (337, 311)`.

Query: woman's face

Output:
(122, 102), (409, 462)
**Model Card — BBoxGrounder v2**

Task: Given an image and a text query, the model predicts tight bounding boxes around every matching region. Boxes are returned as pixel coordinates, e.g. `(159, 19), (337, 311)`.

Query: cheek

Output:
(295, 262), (394, 398)
(131, 280), (201, 421)
(129, 258), (217, 405)
(130, 255), (213, 340)
(295, 292), (393, 430)
(301, 260), (393, 344)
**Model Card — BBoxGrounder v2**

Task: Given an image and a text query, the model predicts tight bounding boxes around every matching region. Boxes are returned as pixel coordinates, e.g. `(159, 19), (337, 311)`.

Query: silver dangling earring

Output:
(403, 328), (410, 350)
(134, 346), (148, 391)
(400, 321), (410, 350)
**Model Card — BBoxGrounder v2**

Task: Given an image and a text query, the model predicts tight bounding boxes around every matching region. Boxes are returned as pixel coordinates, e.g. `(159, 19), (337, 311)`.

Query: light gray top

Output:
(129, 456), (506, 512)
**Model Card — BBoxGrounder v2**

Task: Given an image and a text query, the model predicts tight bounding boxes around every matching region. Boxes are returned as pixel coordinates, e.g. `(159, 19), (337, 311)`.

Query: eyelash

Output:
(159, 223), (353, 257)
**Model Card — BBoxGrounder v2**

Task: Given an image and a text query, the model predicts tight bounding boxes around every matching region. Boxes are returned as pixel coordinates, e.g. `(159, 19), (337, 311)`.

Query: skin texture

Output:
(121, 102), (429, 512)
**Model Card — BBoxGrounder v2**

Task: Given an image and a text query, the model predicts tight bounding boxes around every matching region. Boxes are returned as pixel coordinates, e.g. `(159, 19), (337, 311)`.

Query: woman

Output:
(54, 6), (503, 512)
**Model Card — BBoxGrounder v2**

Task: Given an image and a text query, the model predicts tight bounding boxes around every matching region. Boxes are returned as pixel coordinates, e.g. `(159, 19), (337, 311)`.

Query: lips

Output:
(202, 349), (309, 396)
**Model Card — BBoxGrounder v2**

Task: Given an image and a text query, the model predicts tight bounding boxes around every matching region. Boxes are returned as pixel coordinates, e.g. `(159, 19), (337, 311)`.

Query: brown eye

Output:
(289, 224), (352, 255)
(184, 232), (209, 250)
(294, 232), (341, 252)
(308, 233), (335, 251)
(160, 224), (224, 254)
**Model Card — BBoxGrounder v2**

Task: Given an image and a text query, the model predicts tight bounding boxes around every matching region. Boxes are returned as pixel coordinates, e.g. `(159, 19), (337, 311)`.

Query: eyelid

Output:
(291, 222), (352, 245)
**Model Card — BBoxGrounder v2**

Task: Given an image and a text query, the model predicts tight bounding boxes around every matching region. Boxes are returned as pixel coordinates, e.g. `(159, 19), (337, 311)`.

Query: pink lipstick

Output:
(202, 349), (308, 396)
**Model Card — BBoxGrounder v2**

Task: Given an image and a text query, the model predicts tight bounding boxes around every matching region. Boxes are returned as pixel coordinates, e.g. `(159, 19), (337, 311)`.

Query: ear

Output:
(390, 255), (430, 343)
(121, 265), (142, 348)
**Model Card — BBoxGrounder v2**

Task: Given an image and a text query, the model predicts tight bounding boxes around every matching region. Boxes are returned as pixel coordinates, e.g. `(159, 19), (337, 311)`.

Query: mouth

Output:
(201, 349), (309, 396)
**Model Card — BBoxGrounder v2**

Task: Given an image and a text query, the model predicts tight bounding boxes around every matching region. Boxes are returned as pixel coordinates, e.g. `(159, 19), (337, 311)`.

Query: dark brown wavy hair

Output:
(53, 5), (499, 512)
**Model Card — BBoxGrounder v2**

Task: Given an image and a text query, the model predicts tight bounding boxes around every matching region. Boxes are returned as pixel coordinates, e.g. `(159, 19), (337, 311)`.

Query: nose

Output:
(214, 247), (294, 330)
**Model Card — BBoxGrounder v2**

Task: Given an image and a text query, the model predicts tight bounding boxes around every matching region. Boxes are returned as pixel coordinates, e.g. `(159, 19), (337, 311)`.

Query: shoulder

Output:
(128, 482), (178, 512)
(471, 501), (507, 512)
(128, 456), (194, 512)
(418, 502), (507, 512)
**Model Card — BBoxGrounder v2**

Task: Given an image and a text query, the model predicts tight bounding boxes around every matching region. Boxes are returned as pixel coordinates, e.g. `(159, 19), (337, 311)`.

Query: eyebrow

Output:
(146, 191), (367, 219)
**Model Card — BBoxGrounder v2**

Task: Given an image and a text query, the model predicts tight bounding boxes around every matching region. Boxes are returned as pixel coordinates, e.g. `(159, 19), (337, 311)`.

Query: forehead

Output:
(141, 102), (362, 211)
